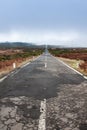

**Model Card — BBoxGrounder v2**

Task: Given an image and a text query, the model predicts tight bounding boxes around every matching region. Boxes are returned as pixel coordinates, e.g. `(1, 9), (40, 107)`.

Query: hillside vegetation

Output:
(0, 48), (44, 77)
(49, 48), (87, 73)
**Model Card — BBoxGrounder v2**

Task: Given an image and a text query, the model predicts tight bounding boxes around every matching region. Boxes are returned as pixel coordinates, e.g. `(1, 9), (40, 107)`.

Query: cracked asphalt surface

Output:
(0, 52), (87, 130)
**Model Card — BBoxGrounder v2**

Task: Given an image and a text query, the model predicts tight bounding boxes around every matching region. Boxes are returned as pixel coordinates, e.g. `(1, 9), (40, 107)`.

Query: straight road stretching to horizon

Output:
(0, 52), (87, 130)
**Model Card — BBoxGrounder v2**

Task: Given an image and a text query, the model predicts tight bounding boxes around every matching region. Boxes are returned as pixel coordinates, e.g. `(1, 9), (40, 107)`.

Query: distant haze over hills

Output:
(0, 42), (62, 49)
(0, 42), (86, 49)
(0, 42), (38, 48)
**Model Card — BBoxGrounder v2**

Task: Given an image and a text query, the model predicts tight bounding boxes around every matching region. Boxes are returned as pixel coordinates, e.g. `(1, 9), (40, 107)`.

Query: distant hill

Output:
(0, 42), (37, 49)
(0, 42), (70, 49)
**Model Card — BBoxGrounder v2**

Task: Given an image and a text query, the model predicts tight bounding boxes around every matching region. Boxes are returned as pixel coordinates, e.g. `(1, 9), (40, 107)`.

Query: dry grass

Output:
(59, 57), (87, 76)
(0, 56), (36, 78)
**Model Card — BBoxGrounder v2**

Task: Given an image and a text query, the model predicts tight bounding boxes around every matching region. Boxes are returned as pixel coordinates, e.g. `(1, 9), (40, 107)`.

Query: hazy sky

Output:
(0, 0), (87, 47)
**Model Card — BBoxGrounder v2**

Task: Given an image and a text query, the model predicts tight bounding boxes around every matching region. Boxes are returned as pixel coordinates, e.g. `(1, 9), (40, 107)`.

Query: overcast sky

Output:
(0, 0), (87, 47)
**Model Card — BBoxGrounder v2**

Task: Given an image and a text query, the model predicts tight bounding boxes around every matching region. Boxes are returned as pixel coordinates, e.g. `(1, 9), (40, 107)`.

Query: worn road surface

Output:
(0, 53), (87, 130)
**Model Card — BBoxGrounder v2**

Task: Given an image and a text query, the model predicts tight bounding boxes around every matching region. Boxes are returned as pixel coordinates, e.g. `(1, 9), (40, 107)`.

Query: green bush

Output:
(0, 49), (44, 61)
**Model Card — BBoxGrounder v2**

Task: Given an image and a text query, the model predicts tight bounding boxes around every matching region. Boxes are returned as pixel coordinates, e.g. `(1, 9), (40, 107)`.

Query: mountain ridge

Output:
(0, 42), (37, 48)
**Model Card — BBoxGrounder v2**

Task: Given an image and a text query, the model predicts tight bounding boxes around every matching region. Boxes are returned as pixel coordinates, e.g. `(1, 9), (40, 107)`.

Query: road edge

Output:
(52, 55), (87, 80)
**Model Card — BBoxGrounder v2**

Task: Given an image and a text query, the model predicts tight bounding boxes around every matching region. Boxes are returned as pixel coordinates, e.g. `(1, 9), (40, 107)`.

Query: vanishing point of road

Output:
(0, 52), (87, 130)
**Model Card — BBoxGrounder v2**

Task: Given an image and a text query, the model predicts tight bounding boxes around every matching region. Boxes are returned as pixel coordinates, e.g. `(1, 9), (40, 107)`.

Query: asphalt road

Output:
(0, 52), (87, 130)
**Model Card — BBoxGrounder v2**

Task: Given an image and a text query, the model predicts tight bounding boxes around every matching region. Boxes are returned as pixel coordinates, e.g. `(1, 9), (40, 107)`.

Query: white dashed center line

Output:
(0, 76), (7, 82)
(38, 99), (46, 130)
(45, 63), (47, 68)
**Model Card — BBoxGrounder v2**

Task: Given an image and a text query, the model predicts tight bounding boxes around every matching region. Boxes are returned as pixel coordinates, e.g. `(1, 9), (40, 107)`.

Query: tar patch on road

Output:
(79, 124), (87, 130)
(17, 104), (40, 120)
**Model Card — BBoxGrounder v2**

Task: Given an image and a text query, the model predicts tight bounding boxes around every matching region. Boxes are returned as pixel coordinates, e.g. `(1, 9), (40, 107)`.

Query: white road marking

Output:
(44, 53), (47, 69)
(21, 62), (30, 68)
(11, 70), (20, 76)
(45, 63), (47, 68)
(53, 55), (87, 80)
(38, 99), (46, 130)
(84, 76), (87, 79)
(53, 56), (84, 76)
(21, 55), (41, 69)
(45, 56), (47, 62)
(0, 76), (7, 82)
(0, 55), (42, 82)
(10, 71), (14, 74)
